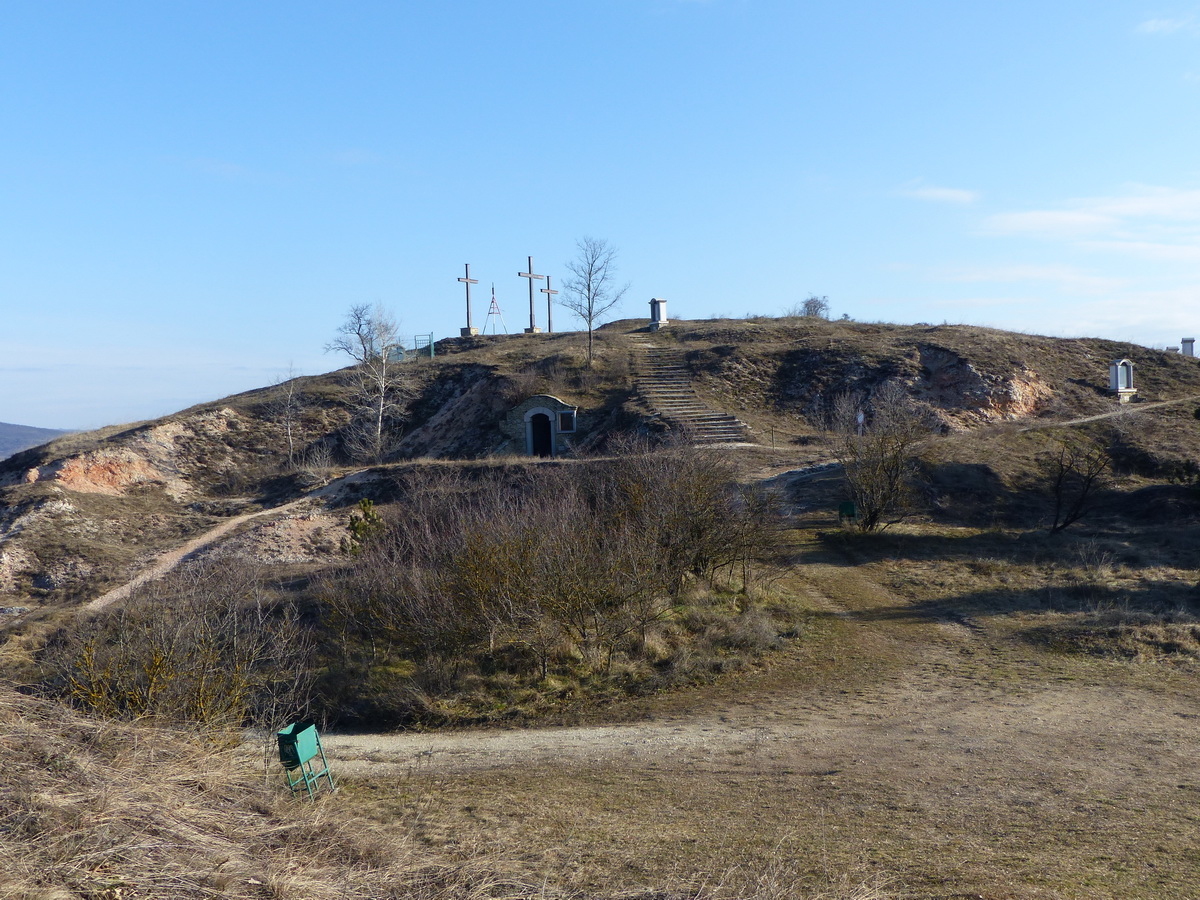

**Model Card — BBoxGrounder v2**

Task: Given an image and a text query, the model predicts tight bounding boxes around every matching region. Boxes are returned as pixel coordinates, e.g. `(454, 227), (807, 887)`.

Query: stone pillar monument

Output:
(1109, 359), (1137, 403)
(649, 297), (668, 332)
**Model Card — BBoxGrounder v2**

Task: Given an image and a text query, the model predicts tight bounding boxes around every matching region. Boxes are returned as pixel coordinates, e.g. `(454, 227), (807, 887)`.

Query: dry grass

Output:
(0, 682), (902, 900)
(6, 316), (1200, 898)
(0, 686), (554, 900)
(332, 530), (1200, 899)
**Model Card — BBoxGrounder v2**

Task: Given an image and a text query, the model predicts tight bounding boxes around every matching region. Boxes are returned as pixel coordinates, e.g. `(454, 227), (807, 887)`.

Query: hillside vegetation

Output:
(4, 316), (1198, 613)
(3, 315), (1200, 897)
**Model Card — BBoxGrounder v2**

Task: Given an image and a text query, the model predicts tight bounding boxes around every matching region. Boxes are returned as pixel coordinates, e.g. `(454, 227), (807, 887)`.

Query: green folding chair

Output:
(277, 722), (335, 799)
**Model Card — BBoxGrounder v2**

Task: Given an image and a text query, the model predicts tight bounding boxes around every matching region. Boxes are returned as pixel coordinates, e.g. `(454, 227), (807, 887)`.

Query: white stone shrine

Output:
(649, 297), (668, 332)
(1109, 358), (1137, 403)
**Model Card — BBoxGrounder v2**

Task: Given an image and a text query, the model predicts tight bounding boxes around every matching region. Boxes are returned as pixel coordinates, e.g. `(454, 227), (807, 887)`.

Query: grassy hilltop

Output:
(2, 315), (1200, 898)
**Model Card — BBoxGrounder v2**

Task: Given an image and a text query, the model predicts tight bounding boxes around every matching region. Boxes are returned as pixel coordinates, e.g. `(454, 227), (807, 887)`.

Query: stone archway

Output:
(506, 396), (580, 458)
(529, 413), (553, 457)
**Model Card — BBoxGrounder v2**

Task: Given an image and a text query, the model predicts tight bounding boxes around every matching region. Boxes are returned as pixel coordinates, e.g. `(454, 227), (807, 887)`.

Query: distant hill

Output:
(0, 422), (68, 460)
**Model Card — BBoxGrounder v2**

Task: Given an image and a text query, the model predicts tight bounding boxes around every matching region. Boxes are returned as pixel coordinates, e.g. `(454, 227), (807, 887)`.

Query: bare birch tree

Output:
(560, 236), (629, 367)
(270, 365), (305, 469)
(326, 304), (410, 463)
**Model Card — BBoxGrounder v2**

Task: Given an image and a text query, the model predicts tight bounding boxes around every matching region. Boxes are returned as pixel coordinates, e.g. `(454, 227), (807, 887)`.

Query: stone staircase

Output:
(631, 338), (751, 445)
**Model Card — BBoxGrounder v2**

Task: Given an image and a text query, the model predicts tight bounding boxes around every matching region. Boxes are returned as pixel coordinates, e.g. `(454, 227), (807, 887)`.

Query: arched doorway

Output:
(529, 413), (553, 457)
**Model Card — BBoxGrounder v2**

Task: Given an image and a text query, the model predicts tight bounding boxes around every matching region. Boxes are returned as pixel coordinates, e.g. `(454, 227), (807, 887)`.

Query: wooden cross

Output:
(540, 275), (558, 334)
(518, 256), (544, 333)
(457, 263), (479, 334)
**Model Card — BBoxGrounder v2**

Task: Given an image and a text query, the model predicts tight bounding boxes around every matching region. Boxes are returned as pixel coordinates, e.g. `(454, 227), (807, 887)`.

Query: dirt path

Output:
(1020, 393), (1200, 431)
(324, 649), (1198, 779)
(323, 562), (1199, 782)
(84, 469), (373, 612)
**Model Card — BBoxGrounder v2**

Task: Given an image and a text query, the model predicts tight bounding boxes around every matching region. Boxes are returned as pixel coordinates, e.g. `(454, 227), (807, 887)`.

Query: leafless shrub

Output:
(1073, 540), (1116, 582)
(317, 445), (782, 724)
(298, 440), (336, 487)
(39, 560), (314, 729)
(826, 383), (930, 532)
(1040, 435), (1110, 533)
(501, 368), (543, 405)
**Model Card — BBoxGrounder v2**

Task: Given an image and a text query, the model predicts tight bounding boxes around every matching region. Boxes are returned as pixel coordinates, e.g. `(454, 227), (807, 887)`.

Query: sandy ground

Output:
(319, 561), (1200, 898)
(83, 470), (378, 611)
(324, 632), (1200, 794)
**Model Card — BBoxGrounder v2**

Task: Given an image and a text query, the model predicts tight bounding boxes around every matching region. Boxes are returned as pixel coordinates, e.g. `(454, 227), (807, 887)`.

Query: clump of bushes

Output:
(36, 444), (793, 731)
(38, 562), (313, 728)
(316, 442), (787, 727)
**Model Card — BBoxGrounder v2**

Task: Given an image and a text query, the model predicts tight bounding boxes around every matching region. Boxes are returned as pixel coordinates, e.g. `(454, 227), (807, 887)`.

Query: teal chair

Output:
(277, 722), (335, 799)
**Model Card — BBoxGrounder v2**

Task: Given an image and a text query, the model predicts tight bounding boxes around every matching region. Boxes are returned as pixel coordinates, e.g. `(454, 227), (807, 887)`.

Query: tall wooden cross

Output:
(540, 275), (559, 334)
(518, 256), (544, 333)
(458, 263), (479, 336)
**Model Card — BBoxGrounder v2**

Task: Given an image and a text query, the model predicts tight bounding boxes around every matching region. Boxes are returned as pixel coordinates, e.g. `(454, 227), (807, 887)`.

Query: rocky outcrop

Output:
(915, 345), (1055, 428)
(394, 366), (514, 459)
(14, 408), (247, 498)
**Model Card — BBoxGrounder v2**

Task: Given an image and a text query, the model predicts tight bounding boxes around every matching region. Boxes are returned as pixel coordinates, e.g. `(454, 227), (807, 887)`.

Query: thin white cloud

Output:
(1136, 16), (1194, 34)
(984, 209), (1116, 237)
(1076, 239), (1200, 261)
(937, 264), (1124, 294)
(985, 186), (1200, 252)
(897, 179), (979, 204)
(1053, 289), (1200, 340)
(1085, 185), (1200, 218)
(922, 295), (1046, 312)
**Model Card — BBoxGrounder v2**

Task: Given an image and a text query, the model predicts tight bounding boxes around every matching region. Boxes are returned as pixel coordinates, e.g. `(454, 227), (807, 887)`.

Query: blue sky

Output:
(3, 1), (1199, 430)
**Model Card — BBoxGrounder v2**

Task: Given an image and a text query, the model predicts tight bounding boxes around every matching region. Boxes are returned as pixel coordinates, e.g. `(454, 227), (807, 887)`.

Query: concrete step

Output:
(633, 342), (750, 445)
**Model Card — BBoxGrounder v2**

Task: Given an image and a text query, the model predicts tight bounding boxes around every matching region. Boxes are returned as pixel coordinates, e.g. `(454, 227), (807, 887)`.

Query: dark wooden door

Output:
(530, 413), (552, 457)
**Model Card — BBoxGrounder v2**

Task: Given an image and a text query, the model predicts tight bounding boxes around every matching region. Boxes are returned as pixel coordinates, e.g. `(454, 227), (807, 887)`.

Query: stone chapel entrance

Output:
(529, 413), (553, 457)
(504, 394), (580, 458)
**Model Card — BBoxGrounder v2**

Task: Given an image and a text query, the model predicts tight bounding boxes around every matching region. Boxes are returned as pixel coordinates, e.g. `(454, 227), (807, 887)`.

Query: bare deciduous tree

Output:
(326, 304), (411, 463)
(1042, 436), (1110, 533)
(560, 236), (629, 367)
(827, 382), (928, 532)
